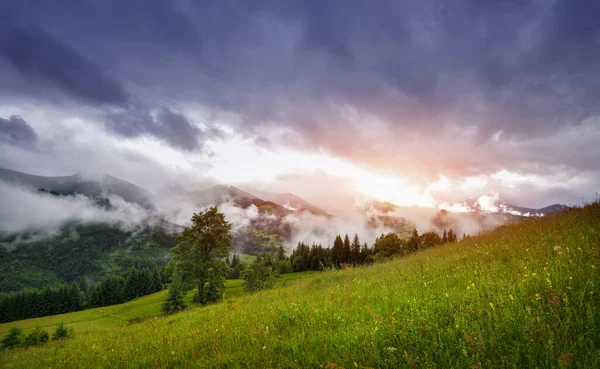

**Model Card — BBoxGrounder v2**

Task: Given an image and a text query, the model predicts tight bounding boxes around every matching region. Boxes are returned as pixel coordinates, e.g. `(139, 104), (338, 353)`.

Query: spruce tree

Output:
(332, 235), (344, 266)
(162, 271), (186, 314)
(350, 234), (361, 264)
(342, 234), (351, 264)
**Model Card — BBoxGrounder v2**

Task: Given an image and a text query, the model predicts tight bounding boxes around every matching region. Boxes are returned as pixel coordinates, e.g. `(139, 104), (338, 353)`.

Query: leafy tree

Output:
(374, 233), (405, 257)
(1, 327), (24, 349)
(205, 261), (229, 303)
(171, 206), (232, 305)
(242, 257), (277, 292)
(419, 231), (442, 249)
(442, 230), (448, 243)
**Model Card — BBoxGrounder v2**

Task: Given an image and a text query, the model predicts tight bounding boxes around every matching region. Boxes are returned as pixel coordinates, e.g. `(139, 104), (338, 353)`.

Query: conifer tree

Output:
(331, 235), (344, 266)
(162, 271), (186, 314)
(342, 234), (351, 263)
(351, 234), (361, 264)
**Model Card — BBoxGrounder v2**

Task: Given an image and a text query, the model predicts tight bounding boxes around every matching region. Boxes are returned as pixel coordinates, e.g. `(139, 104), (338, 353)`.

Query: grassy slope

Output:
(2, 204), (600, 368)
(0, 272), (315, 338)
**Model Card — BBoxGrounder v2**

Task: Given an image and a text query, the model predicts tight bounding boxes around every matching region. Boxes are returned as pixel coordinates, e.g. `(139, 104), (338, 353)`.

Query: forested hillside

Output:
(0, 224), (176, 292)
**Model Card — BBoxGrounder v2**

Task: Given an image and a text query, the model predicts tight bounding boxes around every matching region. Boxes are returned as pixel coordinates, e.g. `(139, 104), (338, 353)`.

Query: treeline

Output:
(289, 229), (465, 272)
(0, 267), (166, 323)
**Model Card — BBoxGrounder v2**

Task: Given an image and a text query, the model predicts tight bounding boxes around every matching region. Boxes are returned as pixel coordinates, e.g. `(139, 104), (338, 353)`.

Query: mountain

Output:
(503, 203), (567, 215)
(257, 192), (329, 216)
(190, 184), (291, 217)
(0, 167), (155, 209)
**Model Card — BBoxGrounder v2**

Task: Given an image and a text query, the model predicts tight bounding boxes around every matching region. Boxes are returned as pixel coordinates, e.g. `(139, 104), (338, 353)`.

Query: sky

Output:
(1, 0), (599, 211)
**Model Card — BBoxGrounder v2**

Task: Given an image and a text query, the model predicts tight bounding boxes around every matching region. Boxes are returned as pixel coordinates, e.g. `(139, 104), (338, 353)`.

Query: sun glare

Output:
(352, 170), (434, 207)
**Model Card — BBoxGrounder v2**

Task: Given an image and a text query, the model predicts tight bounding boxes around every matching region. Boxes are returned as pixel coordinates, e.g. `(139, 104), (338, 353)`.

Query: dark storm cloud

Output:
(0, 115), (38, 150)
(105, 108), (204, 151)
(0, 11), (128, 106)
(1, 0), (600, 178)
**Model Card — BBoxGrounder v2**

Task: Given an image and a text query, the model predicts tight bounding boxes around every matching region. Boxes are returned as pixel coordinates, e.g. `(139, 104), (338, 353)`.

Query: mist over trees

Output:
(288, 228), (462, 272)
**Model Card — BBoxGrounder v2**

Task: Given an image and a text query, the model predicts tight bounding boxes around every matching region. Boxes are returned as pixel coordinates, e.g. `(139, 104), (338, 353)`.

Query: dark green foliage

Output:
(374, 233), (406, 257)
(171, 206), (232, 306)
(236, 228), (281, 255)
(289, 228), (450, 272)
(0, 224), (176, 293)
(342, 234), (351, 263)
(162, 272), (186, 315)
(242, 257), (278, 292)
(205, 262), (228, 303)
(406, 229), (420, 253)
(0, 266), (165, 323)
(24, 326), (49, 347)
(419, 231), (442, 249)
(52, 321), (73, 340)
(1, 327), (24, 349)
(447, 228), (458, 242)
(228, 254), (246, 279)
(331, 235), (344, 265)
(98, 275), (125, 306)
(350, 234), (361, 264)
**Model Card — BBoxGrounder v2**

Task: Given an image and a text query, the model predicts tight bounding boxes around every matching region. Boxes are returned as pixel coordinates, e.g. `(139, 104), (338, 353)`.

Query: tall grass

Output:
(1, 203), (599, 368)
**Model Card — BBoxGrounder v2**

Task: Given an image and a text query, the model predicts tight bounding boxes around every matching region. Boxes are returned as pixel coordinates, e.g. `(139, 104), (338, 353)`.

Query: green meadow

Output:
(1, 204), (599, 368)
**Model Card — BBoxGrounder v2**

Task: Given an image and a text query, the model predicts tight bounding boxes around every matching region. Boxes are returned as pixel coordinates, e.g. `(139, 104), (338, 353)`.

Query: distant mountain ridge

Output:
(0, 167), (155, 209)
(503, 203), (567, 215)
(190, 184), (328, 217)
(259, 192), (329, 216)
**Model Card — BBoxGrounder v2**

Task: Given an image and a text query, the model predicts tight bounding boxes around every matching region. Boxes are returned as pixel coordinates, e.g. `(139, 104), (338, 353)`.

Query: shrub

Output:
(1, 327), (24, 349)
(52, 321), (74, 340)
(242, 257), (278, 292)
(24, 326), (49, 347)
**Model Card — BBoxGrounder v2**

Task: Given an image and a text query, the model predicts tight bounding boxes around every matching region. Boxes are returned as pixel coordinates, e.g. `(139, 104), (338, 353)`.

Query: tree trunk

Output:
(198, 280), (205, 305)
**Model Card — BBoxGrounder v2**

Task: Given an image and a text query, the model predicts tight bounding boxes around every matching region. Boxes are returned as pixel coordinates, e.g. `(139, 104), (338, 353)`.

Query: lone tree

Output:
(171, 206), (232, 305)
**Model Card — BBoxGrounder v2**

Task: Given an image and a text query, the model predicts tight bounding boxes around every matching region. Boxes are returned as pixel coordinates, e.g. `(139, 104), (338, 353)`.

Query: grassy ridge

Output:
(1, 204), (599, 368)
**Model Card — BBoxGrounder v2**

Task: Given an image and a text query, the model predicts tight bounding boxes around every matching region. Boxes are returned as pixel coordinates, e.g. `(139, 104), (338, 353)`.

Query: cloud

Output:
(105, 108), (211, 151)
(0, 115), (38, 149)
(0, 12), (127, 106)
(0, 181), (153, 235)
(0, 1), (598, 206)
